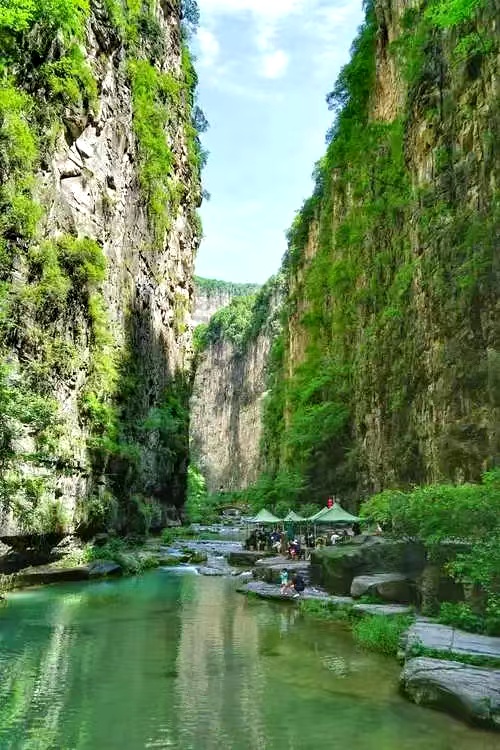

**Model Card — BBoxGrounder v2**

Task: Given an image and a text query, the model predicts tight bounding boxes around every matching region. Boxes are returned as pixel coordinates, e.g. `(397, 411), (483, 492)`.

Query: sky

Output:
(193, 0), (365, 284)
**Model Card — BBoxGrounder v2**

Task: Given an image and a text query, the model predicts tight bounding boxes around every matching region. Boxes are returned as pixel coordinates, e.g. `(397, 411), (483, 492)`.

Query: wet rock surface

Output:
(401, 657), (500, 730)
(18, 560), (122, 585)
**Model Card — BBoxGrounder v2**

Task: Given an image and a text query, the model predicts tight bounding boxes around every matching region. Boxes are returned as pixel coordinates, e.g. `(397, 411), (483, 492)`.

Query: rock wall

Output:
(192, 278), (260, 326)
(190, 283), (280, 493)
(0, 0), (201, 538)
(260, 0), (500, 504)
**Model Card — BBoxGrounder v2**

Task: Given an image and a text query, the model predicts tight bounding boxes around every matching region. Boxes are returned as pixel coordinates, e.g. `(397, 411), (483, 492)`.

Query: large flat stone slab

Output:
(238, 580), (353, 606)
(351, 573), (414, 603)
(405, 619), (500, 662)
(353, 603), (413, 616)
(401, 657), (500, 730)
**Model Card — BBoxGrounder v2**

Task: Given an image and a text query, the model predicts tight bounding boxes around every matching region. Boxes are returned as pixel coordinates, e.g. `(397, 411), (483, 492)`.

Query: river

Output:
(0, 570), (497, 749)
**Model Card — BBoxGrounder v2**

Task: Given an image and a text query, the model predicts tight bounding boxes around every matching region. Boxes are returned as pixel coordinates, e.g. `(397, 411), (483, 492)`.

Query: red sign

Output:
(327, 497), (333, 508)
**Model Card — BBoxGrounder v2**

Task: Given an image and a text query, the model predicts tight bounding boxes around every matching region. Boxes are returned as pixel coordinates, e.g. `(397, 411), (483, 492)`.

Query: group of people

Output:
(247, 526), (360, 554)
(279, 568), (305, 598)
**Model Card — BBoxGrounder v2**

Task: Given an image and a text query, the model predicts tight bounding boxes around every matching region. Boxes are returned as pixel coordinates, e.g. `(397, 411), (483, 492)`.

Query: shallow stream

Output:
(0, 571), (497, 749)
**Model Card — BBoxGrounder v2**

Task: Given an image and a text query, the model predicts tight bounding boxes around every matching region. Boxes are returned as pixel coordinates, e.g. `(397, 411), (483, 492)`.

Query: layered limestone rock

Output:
(190, 281), (280, 493)
(263, 0), (500, 502)
(190, 320), (272, 493)
(0, 0), (201, 539)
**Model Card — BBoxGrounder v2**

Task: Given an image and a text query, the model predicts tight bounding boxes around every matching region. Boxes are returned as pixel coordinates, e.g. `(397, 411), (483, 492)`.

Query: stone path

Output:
(405, 619), (500, 662)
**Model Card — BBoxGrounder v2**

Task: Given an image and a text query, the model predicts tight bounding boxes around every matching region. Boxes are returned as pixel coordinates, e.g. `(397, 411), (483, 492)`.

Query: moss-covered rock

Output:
(310, 538), (425, 595)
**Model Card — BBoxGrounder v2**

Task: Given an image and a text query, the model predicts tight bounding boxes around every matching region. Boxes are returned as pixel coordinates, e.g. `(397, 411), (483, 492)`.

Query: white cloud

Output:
(260, 49), (289, 79)
(197, 27), (220, 67)
(198, 0), (304, 79)
(198, 0), (305, 22)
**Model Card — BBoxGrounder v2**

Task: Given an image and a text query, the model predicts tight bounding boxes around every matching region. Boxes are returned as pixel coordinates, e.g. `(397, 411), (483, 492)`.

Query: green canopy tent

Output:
(284, 510), (307, 522)
(248, 509), (282, 524)
(284, 510), (307, 540)
(308, 506), (330, 522)
(313, 504), (360, 524)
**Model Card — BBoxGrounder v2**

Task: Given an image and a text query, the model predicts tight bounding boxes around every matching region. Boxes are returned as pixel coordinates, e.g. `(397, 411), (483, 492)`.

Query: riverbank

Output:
(237, 574), (500, 731)
(2, 531), (499, 733)
(0, 530), (245, 595)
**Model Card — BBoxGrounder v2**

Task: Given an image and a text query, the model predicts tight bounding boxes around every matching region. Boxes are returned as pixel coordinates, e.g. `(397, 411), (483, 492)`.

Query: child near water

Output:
(280, 568), (289, 594)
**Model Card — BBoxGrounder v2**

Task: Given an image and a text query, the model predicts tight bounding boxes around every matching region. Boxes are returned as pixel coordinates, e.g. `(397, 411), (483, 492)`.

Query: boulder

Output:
(227, 550), (273, 566)
(351, 573), (415, 603)
(401, 657), (500, 730)
(254, 558), (310, 585)
(87, 560), (122, 578)
(18, 565), (91, 585)
(352, 603), (413, 616)
(310, 538), (425, 595)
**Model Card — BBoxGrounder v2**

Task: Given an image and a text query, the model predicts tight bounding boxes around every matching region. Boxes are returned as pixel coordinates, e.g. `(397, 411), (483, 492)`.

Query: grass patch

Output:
(352, 614), (414, 656)
(299, 598), (353, 622)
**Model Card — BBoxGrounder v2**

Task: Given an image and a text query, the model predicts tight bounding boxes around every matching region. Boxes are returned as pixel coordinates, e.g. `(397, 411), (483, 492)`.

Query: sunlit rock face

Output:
(0, 1), (201, 539)
(190, 283), (281, 494)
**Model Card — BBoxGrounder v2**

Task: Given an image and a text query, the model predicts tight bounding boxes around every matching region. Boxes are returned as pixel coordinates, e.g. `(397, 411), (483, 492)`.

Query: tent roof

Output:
(313, 504), (360, 524)
(284, 510), (306, 522)
(249, 508), (282, 524)
(308, 506), (330, 521)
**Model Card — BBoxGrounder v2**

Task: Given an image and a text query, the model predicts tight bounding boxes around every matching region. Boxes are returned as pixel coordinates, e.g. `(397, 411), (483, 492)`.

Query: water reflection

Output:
(0, 573), (498, 750)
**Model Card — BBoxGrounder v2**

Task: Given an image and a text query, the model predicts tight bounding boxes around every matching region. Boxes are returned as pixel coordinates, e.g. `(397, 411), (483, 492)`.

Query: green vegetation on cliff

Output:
(195, 276), (261, 298)
(0, 0), (204, 535)
(252, 0), (499, 509)
(195, 276), (278, 354)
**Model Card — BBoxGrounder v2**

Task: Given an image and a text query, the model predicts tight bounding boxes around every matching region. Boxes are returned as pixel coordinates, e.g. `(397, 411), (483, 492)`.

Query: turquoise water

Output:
(0, 571), (497, 750)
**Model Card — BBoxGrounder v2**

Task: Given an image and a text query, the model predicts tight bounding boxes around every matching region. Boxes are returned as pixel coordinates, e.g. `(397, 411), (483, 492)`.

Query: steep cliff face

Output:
(192, 277), (260, 326)
(190, 280), (280, 493)
(260, 0), (500, 506)
(0, 0), (202, 538)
